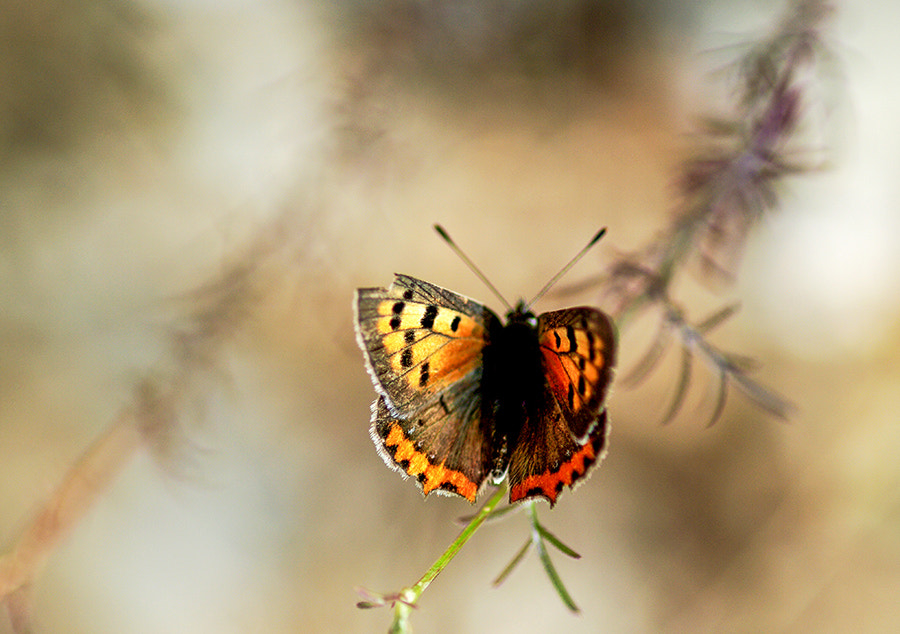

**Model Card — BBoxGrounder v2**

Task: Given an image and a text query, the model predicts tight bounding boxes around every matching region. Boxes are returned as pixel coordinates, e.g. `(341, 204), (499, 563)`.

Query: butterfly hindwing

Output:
(371, 385), (493, 501)
(537, 308), (616, 442)
(507, 388), (610, 506)
(355, 274), (500, 501)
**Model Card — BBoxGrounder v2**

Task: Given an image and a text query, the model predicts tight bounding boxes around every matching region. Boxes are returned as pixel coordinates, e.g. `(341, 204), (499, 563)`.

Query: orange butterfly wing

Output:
(354, 274), (500, 501)
(507, 308), (616, 506)
(538, 308), (616, 441)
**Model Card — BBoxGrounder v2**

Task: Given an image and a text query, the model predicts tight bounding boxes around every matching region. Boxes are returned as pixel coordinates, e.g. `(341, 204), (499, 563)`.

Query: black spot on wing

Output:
(389, 301), (406, 332)
(421, 305), (438, 329)
(566, 325), (577, 353)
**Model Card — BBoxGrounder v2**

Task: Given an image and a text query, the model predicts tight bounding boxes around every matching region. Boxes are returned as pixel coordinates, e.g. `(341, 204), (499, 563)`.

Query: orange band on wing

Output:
(509, 440), (599, 505)
(384, 424), (478, 502)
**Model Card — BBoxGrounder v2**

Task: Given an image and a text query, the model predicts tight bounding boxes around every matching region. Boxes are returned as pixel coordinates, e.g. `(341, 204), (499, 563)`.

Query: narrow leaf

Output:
(661, 344), (693, 425)
(623, 318), (672, 387)
(455, 502), (521, 525)
(705, 366), (729, 428)
(696, 303), (740, 333)
(536, 524), (582, 559)
(492, 538), (532, 587)
(536, 539), (580, 613)
(730, 369), (795, 420)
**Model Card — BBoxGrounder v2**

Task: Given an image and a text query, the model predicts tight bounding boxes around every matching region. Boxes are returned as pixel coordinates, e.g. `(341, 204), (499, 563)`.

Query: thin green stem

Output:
(388, 483), (508, 631)
(413, 483), (507, 595)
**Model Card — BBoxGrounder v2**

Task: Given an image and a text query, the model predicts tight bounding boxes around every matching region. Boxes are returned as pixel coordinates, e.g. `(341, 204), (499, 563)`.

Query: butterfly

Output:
(354, 228), (617, 506)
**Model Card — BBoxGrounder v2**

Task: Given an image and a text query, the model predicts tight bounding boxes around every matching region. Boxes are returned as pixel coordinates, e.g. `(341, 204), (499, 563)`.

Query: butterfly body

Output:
(355, 274), (616, 506)
(480, 303), (544, 482)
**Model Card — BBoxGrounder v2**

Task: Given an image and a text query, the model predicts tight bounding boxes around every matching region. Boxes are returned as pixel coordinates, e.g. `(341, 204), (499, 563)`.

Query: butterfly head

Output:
(506, 299), (538, 328)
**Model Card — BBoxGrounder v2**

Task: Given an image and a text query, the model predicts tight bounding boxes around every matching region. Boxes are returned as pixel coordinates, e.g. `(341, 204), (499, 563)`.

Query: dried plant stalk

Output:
(0, 414), (142, 626)
(594, 0), (833, 423)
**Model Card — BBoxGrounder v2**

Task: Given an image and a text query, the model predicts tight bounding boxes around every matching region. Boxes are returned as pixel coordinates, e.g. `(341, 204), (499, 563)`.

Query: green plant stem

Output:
(416, 482), (507, 594)
(389, 482), (508, 630)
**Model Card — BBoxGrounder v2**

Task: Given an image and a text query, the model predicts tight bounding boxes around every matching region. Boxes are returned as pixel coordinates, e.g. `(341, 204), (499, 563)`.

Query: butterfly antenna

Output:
(525, 227), (607, 309)
(434, 224), (513, 312)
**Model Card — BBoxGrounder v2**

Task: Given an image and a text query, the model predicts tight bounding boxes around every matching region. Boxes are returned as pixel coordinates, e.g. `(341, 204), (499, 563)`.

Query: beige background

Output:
(2, 1), (898, 632)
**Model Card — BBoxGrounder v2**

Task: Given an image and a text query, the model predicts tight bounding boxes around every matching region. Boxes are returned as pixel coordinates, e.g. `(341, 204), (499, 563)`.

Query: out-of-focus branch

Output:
(0, 414), (142, 628)
(595, 0), (833, 423)
(0, 231), (279, 632)
(604, 0), (833, 319)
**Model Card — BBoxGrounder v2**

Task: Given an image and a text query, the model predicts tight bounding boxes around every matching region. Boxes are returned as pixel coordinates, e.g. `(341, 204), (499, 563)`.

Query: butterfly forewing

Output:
(355, 274), (498, 416)
(537, 308), (616, 442)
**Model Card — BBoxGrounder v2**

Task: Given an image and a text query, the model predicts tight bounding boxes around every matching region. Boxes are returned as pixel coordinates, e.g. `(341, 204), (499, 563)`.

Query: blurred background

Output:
(1, 0), (899, 632)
